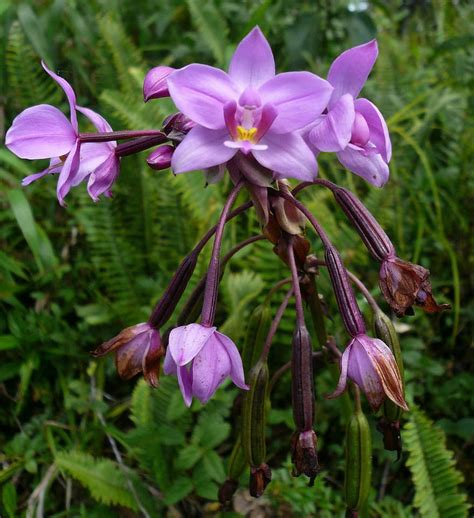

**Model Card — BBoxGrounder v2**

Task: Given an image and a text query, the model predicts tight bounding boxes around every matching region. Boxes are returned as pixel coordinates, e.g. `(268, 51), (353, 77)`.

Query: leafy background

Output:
(0, 0), (472, 516)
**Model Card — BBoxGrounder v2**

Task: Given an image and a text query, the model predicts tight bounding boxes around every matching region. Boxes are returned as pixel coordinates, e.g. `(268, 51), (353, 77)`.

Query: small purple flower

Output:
(166, 27), (333, 181)
(328, 334), (408, 411)
(163, 323), (248, 406)
(308, 41), (391, 187)
(92, 323), (163, 387)
(143, 66), (175, 102)
(5, 62), (119, 204)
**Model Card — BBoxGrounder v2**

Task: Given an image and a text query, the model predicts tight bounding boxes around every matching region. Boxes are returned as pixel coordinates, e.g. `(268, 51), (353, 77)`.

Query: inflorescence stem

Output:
(287, 237), (306, 327)
(79, 130), (166, 143)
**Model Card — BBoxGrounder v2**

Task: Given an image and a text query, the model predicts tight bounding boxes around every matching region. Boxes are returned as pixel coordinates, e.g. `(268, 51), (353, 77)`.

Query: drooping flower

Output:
(308, 40), (391, 187)
(328, 334), (408, 411)
(163, 323), (248, 406)
(166, 26), (333, 182)
(6, 62), (119, 204)
(379, 255), (451, 317)
(92, 323), (163, 387)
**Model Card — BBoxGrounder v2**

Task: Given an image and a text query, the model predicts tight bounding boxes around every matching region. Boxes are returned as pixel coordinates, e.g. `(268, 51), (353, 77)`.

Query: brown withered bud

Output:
(249, 463), (272, 498)
(291, 430), (320, 485)
(346, 510), (359, 518)
(270, 181), (306, 236)
(92, 323), (164, 387)
(218, 478), (239, 504)
(377, 418), (402, 461)
(379, 256), (451, 317)
(274, 234), (311, 271)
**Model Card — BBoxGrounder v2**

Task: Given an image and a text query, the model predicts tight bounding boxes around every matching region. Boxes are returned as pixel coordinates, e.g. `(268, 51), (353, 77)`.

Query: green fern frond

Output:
(55, 450), (139, 510)
(404, 406), (470, 518)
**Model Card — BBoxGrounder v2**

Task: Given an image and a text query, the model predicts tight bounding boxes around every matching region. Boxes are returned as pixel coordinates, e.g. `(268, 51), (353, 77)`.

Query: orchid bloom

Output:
(5, 62), (118, 204)
(163, 323), (248, 406)
(308, 40), (391, 187)
(328, 334), (408, 411)
(165, 26), (333, 182)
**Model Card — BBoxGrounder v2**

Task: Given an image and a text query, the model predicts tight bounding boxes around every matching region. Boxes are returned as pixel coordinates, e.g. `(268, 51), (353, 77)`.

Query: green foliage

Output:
(404, 407), (470, 518)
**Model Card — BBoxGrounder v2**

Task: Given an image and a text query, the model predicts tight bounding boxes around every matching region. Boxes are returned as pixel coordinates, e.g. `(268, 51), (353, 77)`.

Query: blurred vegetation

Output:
(0, 0), (472, 516)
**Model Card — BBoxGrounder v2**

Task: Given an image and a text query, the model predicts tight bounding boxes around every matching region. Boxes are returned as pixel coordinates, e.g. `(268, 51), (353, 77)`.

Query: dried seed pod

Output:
(345, 409), (372, 512)
(242, 362), (269, 469)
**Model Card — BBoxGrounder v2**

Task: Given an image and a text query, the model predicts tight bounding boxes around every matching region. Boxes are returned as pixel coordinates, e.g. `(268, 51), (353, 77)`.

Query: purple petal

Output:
(143, 65), (175, 102)
(56, 141), (81, 206)
(253, 131), (317, 181)
(73, 143), (113, 187)
(258, 72), (333, 133)
(6, 105), (77, 159)
(22, 158), (63, 186)
(337, 145), (389, 187)
(327, 341), (351, 398)
(168, 323), (216, 366)
(87, 153), (120, 201)
(192, 335), (232, 404)
(328, 40), (378, 105)
(171, 126), (237, 174)
(309, 93), (355, 152)
(163, 347), (178, 375)
(348, 336), (385, 410)
(215, 332), (248, 390)
(76, 106), (114, 140)
(355, 98), (391, 162)
(42, 61), (78, 132)
(167, 64), (238, 130)
(177, 366), (193, 407)
(228, 26), (275, 89)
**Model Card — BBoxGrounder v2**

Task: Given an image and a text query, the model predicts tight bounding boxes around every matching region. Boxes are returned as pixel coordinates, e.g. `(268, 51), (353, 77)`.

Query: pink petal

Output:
(355, 98), (391, 162)
(163, 347), (178, 375)
(168, 323), (216, 366)
(253, 131), (317, 181)
(328, 40), (378, 105)
(309, 93), (355, 152)
(337, 145), (389, 187)
(327, 342), (351, 398)
(167, 64), (238, 130)
(347, 337), (385, 410)
(22, 158), (63, 186)
(177, 366), (193, 407)
(42, 61), (78, 132)
(171, 126), (237, 174)
(6, 105), (77, 159)
(228, 26), (275, 89)
(87, 153), (120, 201)
(56, 141), (81, 206)
(73, 143), (114, 186)
(76, 106), (115, 141)
(215, 332), (248, 390)
(259, 72), (333, 133)
(192, 335), (232, 404)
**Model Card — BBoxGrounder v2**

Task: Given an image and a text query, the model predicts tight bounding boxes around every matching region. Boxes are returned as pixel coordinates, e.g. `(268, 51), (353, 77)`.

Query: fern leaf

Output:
(55, 450), (139, 510)
(404, 407), (470, 518)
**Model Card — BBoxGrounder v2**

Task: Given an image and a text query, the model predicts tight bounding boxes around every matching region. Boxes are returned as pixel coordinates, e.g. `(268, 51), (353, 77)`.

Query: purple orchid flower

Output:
(166, 27), (333, 182)
(308, 40), (391, 187)
(5, 62), (119, 204)
(163, 323), (248, 406)
(328, 334), (408, 411)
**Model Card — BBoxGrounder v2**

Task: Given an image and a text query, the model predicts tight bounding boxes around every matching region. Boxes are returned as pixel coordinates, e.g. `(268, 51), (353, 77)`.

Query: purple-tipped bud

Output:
(146, 144), (174, 171)
(291, 430), (319, 485)
(249, 463), (272, 498)
(162, 112), (195, 143)
(92, 323), (163, 387)
(143, 66), (175, 102)
(332, 186), (394, 261)
(218, 479), (239, 504)
(291, 324), (315, 432)
(379, 256), (451, 317)
(325, 246), (366, 337)
(377, 418), (402, 460)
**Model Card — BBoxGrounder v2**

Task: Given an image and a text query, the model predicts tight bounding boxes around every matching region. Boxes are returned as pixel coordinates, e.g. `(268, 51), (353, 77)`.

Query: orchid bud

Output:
(143, 66), (174, 102)
(162, 112), (195, 143)
(379, 256), (450, 317)
(344, 409), (372, 513)
(324, 245), (366, 337)
(146, 145), (174, 171)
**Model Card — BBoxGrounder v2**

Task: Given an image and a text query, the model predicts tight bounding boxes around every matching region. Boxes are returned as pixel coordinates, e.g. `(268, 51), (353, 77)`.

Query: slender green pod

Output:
(241, 305), (271, 375)
(344, 409), (372, 512)
(228, 435), (247, 481)
(241, 361), (269, 467)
